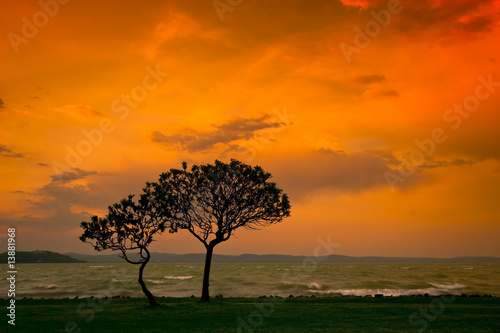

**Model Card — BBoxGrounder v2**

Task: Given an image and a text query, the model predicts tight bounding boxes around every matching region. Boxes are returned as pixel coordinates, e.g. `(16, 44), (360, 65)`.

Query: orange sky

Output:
(1, 0), (499, 257)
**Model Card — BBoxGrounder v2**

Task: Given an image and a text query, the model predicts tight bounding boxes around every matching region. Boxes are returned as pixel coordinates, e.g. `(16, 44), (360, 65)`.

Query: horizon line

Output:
(11, 249), (500, 259)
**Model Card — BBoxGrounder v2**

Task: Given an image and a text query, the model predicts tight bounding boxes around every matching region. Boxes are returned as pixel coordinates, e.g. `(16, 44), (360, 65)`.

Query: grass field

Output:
(4, 296), (500, 332)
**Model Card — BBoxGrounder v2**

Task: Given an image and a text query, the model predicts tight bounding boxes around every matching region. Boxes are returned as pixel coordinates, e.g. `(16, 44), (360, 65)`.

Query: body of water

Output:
(3, 263), (499, 298)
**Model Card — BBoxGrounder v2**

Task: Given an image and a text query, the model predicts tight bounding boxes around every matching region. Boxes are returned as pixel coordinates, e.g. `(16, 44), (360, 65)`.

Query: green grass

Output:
(4, 296), (500, 332)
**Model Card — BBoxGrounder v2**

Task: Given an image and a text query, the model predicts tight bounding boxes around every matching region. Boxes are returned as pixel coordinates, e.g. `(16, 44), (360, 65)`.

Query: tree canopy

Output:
(79, 192), (169, 305)
(80, 159), (291, 303)
(149, 159), (291, 301)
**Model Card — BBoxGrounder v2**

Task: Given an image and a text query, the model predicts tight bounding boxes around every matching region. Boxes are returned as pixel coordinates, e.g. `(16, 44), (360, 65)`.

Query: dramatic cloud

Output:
(354, 74), (387, 85)
(362, 88), (400, 99)
(340, 0), (499, 41)
(2, 168), (113, 229)
(0, 97), (4, 108)
(50, 168), (99, 184)
(153, 116), (285, 152)
(272, 151), (479, 201)
(268, 149), (420, 200)
(0, 145), (24, 158)
(393, 0), (500, 40)
(419, 158), (477, 169)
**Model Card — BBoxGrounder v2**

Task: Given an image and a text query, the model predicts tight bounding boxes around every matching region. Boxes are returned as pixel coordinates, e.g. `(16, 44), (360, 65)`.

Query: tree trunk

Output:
(201, 245), (214, 302)
(138, 253), (158, 306)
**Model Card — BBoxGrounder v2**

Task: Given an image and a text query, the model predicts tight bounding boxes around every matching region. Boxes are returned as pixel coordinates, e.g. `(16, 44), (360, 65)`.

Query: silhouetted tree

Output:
(150, 160), (291, 301)
(79, 192), (169, 306)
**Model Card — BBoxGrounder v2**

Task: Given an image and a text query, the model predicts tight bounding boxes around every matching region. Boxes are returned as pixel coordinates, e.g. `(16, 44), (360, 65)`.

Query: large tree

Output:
(79, 191), (170, 306)
(150, 160), (291, 301)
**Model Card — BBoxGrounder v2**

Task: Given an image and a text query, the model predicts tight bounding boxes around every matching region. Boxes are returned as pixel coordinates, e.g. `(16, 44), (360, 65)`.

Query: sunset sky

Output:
(1, 0), (499, 257)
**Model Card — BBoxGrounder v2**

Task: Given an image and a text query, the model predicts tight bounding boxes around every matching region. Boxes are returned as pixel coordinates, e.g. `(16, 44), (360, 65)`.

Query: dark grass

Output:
(3, 296), (500, 332)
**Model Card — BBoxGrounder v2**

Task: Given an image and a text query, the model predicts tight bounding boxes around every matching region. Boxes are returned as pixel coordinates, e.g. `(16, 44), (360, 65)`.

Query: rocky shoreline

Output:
(2, 293), (498, 301)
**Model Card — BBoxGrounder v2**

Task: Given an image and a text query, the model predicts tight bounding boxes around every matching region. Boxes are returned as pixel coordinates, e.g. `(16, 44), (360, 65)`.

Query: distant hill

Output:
(64, 252), (500, 264)
(0, 251), (85, 263)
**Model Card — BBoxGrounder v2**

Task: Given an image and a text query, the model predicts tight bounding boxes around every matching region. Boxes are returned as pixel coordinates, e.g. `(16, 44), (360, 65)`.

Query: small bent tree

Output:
(150, 160), (291, 301)
(79, 192), (169, 306)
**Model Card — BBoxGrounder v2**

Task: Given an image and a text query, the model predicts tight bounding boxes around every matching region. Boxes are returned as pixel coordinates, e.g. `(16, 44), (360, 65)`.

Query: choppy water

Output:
(2, 263), (499, 299)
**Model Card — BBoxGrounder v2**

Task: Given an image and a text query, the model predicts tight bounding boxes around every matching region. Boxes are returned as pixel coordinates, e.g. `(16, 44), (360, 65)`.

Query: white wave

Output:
(429, 283), (466, 290)
(38, 284), (60, 290)
(164, 275), (193, 280)
(309, 284), (466, 297)
(307, 282), (321, 290)
(148, 280), (165, 284)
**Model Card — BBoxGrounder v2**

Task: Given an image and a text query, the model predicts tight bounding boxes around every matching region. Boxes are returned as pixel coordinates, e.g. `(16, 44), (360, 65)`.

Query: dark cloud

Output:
(0, 97), (4, 108)
(267, 149), (422, 200)
(377, 89), (400, 97)
(10, 190), (27, 194)
(457, 16), (495, 32)
(393, 0), (499, 40)
(433, 124), (500, 162)
(0, 167), (150, 231)
(50, 168), (99, 184)
(339, 0), (498, 43)
(153, 116), (285, 152)
(151, 131), (197, 150)
(23, 184), (99, 229)
(448, 158), (477, 167)
(362, 88), (400, 99)
(354, 74), (387, 85)
(420, 158), (477, 169)
(0, 145), (24, 158)
(1, 168), (112, 229)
